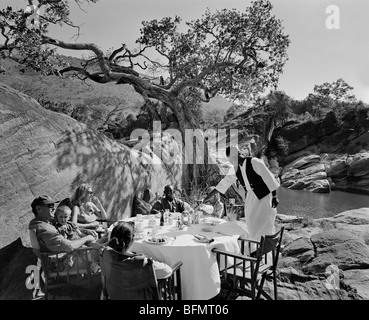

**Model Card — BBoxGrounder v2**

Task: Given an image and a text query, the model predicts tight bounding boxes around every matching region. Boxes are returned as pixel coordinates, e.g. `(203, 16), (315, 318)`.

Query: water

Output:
(276, 187), (369, 219)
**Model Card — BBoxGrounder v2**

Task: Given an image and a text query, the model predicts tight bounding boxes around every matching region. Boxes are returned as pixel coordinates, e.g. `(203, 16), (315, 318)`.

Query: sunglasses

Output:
(88, 191), (94, 195)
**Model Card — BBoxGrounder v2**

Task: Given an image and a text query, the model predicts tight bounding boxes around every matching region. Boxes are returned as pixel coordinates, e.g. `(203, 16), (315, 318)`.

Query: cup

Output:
(136, 214), (143, 222)
(152, 226), (162, 235)
(136, 221), (144, 232)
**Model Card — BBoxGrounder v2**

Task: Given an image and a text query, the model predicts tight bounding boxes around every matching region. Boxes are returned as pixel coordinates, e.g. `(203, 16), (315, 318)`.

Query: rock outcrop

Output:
(280, 153), (369, 194)
(273, 107), (369, 194)
(276, 111), (341, 158)
(0, 82), (182, 249)
(275, 208), (369, 300)
(275, 110), (369, 163)
(280, 155), (330, 192)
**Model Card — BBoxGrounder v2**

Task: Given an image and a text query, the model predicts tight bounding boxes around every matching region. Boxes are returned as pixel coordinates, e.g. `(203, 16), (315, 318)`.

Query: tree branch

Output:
(59, 66), (109, 83)
(41, 35), (111, 78)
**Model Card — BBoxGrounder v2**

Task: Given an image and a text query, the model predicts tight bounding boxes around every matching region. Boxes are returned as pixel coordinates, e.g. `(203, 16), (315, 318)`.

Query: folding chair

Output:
(29, 229), (97, 300)
(212, 227), (284, 300)
(100, 248), (183, 300)
(157, 260), (183, 300)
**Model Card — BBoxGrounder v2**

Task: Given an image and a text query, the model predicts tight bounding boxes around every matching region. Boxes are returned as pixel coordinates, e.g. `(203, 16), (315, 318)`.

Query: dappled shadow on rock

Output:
(55, 126), (182, 221)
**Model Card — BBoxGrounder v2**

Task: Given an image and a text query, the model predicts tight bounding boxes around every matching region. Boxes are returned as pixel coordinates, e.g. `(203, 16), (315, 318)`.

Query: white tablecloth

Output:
(109, 216), (246, 300)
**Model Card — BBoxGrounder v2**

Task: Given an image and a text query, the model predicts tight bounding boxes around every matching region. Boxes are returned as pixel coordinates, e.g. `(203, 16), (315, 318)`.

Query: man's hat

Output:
(164, 185), (174, 193)
(31, 195), (59, 209)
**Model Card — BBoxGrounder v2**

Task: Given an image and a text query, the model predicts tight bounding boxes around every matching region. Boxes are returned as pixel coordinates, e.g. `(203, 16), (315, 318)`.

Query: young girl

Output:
(104, 221), (172, 280)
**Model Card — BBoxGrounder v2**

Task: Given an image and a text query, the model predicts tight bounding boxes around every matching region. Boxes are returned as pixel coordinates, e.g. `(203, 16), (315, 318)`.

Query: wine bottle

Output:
(160, 210), (164, 226)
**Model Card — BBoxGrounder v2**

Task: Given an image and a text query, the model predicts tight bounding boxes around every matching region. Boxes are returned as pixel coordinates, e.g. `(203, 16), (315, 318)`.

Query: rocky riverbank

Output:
(280, 153), (369, 194)
(270, 208), (369, 300)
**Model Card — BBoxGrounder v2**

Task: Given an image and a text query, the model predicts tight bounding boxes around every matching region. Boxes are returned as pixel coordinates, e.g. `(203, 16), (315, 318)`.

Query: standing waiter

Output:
(203, 145), (280, 241)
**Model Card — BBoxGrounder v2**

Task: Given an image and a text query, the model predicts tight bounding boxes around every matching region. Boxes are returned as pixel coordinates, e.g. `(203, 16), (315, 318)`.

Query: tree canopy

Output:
(0, 0), (290, 131)
(311, 78), (356, 102)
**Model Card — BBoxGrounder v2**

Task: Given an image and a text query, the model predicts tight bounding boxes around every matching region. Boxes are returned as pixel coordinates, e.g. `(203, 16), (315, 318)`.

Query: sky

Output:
(2, 0), (369, 103)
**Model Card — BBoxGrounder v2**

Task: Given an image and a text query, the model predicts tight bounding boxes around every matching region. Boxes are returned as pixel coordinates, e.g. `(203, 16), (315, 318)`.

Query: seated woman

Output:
(203, 186), (224, 218)
(105, 221), (172, 280)
(70, 183), (108, 229)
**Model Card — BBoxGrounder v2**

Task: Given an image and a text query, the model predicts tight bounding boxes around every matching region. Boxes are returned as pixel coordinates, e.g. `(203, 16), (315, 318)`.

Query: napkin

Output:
(213, 221), (248, 237)
(194, 234), (214, 243)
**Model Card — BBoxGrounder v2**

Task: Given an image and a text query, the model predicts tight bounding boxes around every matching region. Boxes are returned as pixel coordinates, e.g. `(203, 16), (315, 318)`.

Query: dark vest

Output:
(236, 157), (270, 200)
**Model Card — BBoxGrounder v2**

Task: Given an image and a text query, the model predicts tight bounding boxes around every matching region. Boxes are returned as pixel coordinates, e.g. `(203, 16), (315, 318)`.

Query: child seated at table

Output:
(105, 221), (173, 280)
(53, 205), (105, 273)
(203, 186), (224, 218)
(54, 205), (99, 240)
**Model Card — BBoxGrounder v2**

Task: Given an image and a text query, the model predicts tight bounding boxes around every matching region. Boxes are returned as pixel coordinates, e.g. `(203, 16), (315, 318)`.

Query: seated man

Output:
(151, 185), (185, 214)
(28, 195), (102, 272)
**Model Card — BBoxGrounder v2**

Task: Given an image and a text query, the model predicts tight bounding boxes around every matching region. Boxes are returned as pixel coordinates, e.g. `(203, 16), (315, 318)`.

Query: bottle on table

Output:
(160, 210), (164, 226)
(193, 210), (200, 224)
(176, 214), (182, 228)
(164, 209), (169, 224)
(182, 211), (189, 226)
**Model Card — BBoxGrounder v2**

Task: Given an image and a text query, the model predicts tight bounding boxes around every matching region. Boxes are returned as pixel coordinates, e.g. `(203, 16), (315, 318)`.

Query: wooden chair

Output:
(157, 260), (183, 300)
(212, 227), (284, 300)
(100, 248), (183, 300)
(29, 229), (97, 300)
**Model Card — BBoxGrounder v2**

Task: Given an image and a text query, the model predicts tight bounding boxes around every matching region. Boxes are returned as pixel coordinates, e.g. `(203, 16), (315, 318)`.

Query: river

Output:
(276, 187), (369, 220)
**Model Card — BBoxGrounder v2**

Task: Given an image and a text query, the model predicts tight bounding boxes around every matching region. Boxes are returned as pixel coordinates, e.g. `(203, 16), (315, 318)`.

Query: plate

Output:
(202, 218), (222, 226)
(201, 226), (214, 232)
(144, 237), (168, 245)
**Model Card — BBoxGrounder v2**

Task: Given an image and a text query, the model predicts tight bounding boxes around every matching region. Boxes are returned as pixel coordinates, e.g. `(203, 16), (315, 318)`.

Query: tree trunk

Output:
(168, 99), (200, 193)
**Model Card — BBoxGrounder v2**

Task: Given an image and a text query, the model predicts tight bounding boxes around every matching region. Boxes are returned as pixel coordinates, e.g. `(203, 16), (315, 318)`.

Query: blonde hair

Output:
(71, 183), (92, 206)
(55, 205), (72, 219)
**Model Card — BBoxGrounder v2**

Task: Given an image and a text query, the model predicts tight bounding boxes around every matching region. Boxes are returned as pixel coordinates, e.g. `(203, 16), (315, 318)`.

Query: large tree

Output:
(1, 0), (290, 188)
(1, 0), (289, 130)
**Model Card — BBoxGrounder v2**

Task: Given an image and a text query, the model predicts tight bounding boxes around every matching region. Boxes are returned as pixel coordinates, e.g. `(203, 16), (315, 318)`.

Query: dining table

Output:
(107, 214), (249, 300)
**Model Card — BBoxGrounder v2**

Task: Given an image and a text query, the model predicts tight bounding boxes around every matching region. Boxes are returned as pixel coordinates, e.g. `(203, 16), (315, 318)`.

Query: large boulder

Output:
(277, 208), (369, 300)
(281, 156), (330, 192)
(275, 107), (369, 195)
(324, 153), (369, 194)
(304, 230), (369, 274)
(0, 82), (182, 248)
(281, 152), (369, 194)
